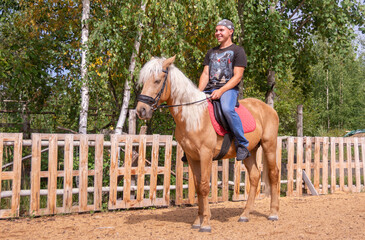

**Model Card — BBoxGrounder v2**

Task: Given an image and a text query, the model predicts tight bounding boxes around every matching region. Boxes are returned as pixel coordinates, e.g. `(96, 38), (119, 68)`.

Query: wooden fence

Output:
(286, 137), (365, 196)
(0, 134), (364, 218)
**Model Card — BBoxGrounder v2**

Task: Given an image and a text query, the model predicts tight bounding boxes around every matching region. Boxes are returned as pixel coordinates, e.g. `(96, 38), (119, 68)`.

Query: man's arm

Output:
(210, 66), (245, 99)
(198, 65), (210, 91)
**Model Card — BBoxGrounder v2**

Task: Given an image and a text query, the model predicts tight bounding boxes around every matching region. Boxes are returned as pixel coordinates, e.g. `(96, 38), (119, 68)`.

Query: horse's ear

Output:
(163, 55), (176, 69)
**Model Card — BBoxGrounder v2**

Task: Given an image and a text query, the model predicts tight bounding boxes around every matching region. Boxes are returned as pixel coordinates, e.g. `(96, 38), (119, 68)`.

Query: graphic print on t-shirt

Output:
(209, 50), (234, 84)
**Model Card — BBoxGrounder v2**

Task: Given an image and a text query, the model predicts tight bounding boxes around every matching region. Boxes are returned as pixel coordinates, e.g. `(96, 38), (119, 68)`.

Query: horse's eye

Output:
(154, 79), (161, 84)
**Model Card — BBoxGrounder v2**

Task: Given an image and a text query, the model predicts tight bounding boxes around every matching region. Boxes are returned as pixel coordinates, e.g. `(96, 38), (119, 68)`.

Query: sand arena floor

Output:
(1, 192), (364, 240)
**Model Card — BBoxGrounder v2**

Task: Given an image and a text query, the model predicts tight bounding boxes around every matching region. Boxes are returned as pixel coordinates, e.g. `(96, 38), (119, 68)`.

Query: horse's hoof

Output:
(268, 215), (279, 221)
(199, 226), (212, 233)
(191, 224), (200, 230)
(238, 217), (249, 222)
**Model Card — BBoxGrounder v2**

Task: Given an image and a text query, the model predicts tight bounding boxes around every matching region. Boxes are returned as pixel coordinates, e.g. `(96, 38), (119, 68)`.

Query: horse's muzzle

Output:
(136, 103), (153, 120)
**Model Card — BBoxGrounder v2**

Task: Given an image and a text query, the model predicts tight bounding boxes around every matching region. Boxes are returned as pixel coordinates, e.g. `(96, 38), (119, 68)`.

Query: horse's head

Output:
(136, 56), (176, 119)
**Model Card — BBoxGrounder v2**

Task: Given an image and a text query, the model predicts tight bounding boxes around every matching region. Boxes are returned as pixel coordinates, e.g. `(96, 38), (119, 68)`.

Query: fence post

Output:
(346, 138), (353, 192)
(339, 138), (344, 191)
(276, 137), (282, 196)
(296, 138), (303, 196)
(129, 109), (137, 135)
(47, 135), (58, 214)
(12, 133), (22, 217)
(136, 135), (147, 207)
(149, 134), (159, 205)
(354, 138), (361, 192)
(79, 135), (89, 211)
(322, 137), (329, 194)
(63, 135), (74, 213)
(108, 135), (118, 209)
(30, 134), (41, 215)
(287, 137), (294, 197)
(305, 137), (312, 193)
(222, 158), (229, 202)
(94, 134), (104, 210)
(233, 160), (241, 201)
(122, 135), (133, 208)
(163, 136), (172, 206)
(175, 144), (184, 205)
(313, 137), (320, 192)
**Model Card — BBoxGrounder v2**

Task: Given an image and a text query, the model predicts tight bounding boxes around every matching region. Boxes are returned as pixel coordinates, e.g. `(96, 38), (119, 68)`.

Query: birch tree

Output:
(79, 0), (90, 134)
(115, 0), (147, 135)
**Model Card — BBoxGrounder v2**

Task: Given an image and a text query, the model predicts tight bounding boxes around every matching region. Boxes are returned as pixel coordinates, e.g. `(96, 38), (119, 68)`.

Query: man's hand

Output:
(211, 89), (224, 99)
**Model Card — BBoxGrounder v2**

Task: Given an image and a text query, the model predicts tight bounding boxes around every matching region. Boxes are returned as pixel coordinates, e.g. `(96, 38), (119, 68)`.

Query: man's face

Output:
(215, 25), (233, 43)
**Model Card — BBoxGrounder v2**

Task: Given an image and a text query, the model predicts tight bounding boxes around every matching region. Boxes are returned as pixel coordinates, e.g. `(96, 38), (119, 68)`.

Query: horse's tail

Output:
(262, 154), (271, 197)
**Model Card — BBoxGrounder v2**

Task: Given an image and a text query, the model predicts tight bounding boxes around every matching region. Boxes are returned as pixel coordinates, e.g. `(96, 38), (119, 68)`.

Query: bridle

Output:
(137, 69), (169, 111)
(137, 67), (210, 111)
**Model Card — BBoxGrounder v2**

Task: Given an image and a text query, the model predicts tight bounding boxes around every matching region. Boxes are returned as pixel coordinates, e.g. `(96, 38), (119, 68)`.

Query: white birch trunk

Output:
(79, 0), (90, 134)
(297, 104), (303, 137)
(115, 0), (147, 134)
(265, 2), (277, 108)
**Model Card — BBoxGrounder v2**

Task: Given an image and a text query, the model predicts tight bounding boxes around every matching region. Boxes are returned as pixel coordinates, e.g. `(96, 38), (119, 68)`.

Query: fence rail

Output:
(0, 133), (364, 218)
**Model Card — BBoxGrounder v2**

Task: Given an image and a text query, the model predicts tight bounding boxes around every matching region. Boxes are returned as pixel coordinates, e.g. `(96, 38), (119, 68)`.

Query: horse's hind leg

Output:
(239, 149), (260, 222)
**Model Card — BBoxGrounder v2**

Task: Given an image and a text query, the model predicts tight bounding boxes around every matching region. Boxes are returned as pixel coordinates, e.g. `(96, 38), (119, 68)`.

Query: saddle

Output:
(209, 99), (256, 160)
(181, 99), (256, 162)
(211, 99), (239, 133)
(208, 100), (256, 137)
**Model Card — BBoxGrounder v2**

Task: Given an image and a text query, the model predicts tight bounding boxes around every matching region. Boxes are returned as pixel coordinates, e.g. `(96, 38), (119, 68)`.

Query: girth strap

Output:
(213, 133), (234, 160)
(180, 133), (234, 162)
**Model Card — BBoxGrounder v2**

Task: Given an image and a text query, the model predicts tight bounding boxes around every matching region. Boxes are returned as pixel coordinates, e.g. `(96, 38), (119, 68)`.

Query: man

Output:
(199, 19), (250, 161)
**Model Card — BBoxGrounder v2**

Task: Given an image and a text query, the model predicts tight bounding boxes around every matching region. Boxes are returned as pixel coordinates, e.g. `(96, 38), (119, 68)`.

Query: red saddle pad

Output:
(207, 101), (256, 136)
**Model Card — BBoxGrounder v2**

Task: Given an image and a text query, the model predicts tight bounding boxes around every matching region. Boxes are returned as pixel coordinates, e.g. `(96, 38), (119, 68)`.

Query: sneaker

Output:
(236, 145), (251, 161)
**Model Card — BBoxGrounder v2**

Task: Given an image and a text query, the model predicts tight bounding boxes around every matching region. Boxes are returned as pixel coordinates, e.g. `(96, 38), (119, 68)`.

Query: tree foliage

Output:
(1, 0), (364, 137)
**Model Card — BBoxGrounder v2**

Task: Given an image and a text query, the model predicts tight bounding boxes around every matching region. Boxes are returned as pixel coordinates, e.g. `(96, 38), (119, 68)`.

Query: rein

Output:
(137, 67), (210, 110)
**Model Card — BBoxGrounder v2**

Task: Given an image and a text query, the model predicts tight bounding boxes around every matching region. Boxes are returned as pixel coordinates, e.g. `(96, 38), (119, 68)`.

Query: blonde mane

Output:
(139, 57), (207, 132)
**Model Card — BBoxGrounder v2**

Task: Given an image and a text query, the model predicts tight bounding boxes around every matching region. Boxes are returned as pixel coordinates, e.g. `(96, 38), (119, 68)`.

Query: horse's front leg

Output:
(196, 150), (213, 232)
(187, 159), (203, 229)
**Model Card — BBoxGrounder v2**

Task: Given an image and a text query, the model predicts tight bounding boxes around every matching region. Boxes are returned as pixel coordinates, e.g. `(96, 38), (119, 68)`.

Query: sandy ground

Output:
(1, 192), (365, 240)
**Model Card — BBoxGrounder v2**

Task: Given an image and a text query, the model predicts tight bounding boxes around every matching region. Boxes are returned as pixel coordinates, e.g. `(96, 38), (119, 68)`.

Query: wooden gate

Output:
(30, 134), (104, 215)
(108, 134), (173, 209)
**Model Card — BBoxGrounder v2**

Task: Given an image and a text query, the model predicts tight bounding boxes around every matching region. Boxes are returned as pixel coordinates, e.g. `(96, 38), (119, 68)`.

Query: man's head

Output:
(216, 19), (235, 32)
(215, 19), (234, 43)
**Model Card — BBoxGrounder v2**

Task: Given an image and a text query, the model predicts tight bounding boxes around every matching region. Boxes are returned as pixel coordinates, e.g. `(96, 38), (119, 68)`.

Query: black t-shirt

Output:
(203, 44), (247, 90)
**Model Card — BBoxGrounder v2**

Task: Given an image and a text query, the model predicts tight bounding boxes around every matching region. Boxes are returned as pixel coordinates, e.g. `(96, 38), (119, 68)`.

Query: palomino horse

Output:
(136, 56), (279, 232)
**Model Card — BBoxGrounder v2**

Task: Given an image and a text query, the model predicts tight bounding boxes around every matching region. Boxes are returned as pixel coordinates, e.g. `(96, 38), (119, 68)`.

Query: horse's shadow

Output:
(124, 205), (268, 225)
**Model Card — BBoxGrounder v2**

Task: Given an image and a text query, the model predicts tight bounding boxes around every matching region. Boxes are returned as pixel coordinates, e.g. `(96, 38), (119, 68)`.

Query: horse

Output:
(136, 56), (280, 232)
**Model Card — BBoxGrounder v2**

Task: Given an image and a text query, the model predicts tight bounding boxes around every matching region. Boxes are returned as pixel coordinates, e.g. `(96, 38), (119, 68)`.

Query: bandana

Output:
(216, 19), (235, 31)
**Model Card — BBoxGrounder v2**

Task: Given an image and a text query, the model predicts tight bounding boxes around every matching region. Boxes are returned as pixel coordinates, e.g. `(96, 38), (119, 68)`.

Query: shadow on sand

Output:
(124, 204), (269, 225)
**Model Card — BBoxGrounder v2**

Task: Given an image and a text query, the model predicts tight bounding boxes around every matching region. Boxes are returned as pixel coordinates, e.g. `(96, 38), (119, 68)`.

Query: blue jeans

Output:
(205, 89), (249, 148)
